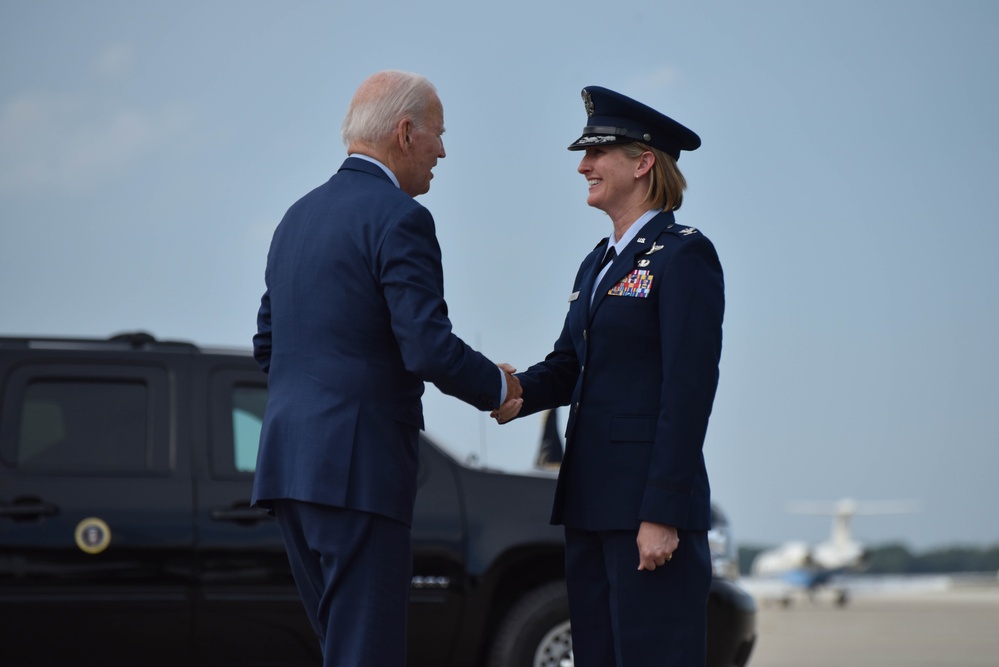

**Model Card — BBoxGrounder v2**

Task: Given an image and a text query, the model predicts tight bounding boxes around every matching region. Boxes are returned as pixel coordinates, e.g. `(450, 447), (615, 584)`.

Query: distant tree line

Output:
(738, 543), (999, 576)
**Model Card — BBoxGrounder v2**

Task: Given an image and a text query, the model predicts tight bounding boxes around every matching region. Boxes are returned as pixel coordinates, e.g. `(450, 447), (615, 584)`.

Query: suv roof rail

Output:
(0, 332), (200, 353)
(109, 331), (158, 348)
(106, 331), (200, 352)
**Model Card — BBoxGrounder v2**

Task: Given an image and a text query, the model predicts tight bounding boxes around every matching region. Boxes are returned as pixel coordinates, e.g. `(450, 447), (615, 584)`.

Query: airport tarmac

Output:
(746, 584), (999, 666)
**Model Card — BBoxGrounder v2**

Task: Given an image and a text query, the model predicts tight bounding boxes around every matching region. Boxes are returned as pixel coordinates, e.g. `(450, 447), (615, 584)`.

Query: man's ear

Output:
(396, 118), (413, 153)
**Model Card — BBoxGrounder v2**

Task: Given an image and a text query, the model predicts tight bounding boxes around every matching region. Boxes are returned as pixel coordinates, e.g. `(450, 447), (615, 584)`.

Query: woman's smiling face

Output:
(576, 145), (647, 220)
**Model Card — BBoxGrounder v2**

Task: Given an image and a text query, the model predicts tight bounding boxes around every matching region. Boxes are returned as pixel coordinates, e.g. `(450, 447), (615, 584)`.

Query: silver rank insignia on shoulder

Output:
(644, 242), (664, 255)
(637, 259), (650, 267)
(568, 291), (580, 302)
(679, 227), (698, 236)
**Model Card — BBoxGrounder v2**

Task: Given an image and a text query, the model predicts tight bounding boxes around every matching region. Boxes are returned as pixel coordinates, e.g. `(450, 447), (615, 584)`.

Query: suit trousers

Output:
(564, 526), (711, 667)
(273, 500), (412, 667)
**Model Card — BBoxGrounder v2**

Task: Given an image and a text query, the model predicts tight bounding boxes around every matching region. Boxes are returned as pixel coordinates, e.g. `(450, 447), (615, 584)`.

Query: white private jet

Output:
(747, 498), (919, 606)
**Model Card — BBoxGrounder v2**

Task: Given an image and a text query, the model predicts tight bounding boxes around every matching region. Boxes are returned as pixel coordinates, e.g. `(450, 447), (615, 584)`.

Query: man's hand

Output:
(492, 363), (523, 424)
(499, 363), (522, 401)
(637, 521), (679, 571)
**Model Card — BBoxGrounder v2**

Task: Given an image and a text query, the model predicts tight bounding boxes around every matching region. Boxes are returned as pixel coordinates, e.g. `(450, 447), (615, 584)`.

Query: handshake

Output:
(494, 363), (524, 424)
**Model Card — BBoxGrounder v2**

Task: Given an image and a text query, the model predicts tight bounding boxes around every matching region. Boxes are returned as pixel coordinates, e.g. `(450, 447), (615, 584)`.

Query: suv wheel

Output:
(488, 580), (572, 667)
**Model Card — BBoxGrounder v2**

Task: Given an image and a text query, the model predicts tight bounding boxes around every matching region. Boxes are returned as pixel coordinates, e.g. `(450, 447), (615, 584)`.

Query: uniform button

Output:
(583, 330), (588, 341)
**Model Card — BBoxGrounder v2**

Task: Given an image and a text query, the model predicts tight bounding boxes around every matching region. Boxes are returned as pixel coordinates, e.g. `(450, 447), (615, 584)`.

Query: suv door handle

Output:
(0, 499), (59, 519)
(210, 506), (272, 523)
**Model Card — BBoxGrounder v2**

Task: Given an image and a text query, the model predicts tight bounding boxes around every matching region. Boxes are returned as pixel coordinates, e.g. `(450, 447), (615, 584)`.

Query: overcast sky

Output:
(3, 0), (997, 552)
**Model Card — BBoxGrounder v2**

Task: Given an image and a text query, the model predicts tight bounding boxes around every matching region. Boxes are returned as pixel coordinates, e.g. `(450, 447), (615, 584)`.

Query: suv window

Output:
(0, 365), (171, 475)
(208, 369), (267, 478)
(232, 385), (265, 473)
(19, 379), (148, 472)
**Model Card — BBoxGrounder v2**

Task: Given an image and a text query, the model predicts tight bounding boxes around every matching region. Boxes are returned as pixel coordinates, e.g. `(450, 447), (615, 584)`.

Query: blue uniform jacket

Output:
(251, 157), (501, 526)
(516, 210), (724, 531)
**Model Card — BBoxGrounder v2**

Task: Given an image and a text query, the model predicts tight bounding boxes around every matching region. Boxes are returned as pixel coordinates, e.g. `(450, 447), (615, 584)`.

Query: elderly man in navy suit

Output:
(252, 70), (520, 667)
(493, 87), (724, 666)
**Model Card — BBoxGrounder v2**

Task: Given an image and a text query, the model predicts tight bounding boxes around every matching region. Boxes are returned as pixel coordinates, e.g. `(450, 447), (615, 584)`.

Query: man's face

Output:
(401, 97), (446, 197)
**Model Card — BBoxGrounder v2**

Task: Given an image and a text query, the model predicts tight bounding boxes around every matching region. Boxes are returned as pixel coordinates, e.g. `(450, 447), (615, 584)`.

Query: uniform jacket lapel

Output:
(588, 210), (675, 321)
(574, 242), (606, 331)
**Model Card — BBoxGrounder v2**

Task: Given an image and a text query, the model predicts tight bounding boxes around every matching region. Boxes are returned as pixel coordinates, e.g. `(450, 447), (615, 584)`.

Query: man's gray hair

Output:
(341, 71), (438, 146)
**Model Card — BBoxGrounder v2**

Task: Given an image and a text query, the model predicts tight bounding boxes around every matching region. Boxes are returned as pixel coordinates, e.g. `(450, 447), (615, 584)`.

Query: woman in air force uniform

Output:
(494, 86), (724, 666)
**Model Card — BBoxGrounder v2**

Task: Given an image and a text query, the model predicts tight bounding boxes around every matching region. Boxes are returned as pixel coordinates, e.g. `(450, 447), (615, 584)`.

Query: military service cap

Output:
(567, 86), (700, 160)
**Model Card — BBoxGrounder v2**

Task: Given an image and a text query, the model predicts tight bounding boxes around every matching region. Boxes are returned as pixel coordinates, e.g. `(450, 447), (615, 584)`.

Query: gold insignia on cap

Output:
(75, 517), (111, 555)
(582, 89), (594, 116)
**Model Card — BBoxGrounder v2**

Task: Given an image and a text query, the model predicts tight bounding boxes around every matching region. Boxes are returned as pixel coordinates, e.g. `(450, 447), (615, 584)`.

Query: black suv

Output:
(0, 333), (756, 667)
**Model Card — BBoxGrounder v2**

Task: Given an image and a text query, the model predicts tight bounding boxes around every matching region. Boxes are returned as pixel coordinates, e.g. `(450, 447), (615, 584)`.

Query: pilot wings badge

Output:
(644, 242), (664, 255)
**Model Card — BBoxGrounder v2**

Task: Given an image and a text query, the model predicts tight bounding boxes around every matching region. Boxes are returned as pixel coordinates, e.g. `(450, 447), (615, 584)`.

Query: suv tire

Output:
(488, 580), (572, 667)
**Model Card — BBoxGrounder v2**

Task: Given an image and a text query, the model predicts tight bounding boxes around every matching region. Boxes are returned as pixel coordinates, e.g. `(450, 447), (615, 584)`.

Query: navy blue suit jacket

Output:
(251, 157), (501, 526)
(516, 211), (724, 532)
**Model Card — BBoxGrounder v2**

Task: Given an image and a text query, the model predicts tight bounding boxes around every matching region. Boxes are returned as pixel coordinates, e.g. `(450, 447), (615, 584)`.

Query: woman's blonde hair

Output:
(621, 143), (687, 211)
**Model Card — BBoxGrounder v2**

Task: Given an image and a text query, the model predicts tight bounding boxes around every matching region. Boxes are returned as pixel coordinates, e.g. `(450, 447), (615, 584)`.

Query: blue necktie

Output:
(597, 246), (616, 271)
